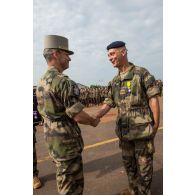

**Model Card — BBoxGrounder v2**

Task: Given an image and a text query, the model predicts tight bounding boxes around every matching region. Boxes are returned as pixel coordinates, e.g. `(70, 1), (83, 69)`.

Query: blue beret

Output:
(106, 41), (125, 50)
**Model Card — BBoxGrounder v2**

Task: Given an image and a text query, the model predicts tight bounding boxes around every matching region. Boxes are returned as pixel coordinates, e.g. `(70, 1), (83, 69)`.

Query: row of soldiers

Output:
(79, 86), (108, 107)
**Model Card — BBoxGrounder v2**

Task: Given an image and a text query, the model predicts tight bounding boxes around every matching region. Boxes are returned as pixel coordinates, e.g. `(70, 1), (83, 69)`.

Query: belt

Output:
(43, 115), (69, 122)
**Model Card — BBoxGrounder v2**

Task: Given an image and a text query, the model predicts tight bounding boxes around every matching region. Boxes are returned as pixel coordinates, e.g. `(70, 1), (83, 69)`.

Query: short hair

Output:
(43, 48), (59, 62)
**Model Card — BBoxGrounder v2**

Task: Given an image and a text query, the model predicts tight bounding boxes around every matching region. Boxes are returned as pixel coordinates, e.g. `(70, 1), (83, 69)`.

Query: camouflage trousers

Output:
(45, 133), (84, 195)
(33, 126), (39, 177)
(119, 138), (155, 195)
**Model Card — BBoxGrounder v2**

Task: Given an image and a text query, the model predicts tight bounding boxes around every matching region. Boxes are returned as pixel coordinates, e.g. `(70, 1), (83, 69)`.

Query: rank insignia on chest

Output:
(127, 81), (132, 94)
(121, 81), (131, 95)
(126, 81), (131, 89)
(120, 88), (126, 95)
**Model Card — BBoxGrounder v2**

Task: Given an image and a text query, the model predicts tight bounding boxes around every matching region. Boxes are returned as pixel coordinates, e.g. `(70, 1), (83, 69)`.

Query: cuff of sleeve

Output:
(66, 102), (85, 118)
(147, 86), (160, 98)
(103, 98), (116, 108)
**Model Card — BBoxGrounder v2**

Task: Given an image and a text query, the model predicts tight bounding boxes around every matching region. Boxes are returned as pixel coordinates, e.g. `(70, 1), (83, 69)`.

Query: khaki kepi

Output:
(44, 35), (74, 55)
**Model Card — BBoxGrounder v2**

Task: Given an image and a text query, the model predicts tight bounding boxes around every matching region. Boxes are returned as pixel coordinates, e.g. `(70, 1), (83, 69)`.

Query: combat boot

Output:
(120, 189), (135, 195)
(33, 176), (42, 189)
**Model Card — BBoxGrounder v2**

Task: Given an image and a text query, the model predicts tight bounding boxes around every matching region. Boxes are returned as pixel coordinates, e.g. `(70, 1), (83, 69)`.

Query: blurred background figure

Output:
(33, 87), (42, 189)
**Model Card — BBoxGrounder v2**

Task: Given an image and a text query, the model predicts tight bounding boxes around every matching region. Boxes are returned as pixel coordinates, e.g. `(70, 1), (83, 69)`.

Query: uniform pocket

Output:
(115, 116), (130, 139)
(123, 113), (154, 141)
(115, 117), (122, 139)
(46, 136), (83, 159)
(44, 120), (84, 159)
(129, 114), (153, 126)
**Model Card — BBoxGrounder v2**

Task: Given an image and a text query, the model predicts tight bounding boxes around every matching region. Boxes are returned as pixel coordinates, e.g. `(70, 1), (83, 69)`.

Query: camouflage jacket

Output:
(36, 66), (84, 145)
(104, 63), (160, 140)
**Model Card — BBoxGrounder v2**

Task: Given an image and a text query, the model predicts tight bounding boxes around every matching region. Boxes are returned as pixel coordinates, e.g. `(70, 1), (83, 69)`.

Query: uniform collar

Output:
(118, 63), (135, 81)
(48, 65), (59, 71)
(47, 66), (69, 78)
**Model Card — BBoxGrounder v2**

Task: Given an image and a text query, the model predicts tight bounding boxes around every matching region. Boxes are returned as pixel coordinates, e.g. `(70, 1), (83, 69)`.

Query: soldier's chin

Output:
(64, 64), (69, 70)
(112, 63), (118, 68)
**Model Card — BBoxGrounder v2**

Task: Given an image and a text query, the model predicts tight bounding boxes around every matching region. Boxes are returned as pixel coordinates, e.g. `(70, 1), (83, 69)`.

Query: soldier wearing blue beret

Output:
(96, 41), (161, 195)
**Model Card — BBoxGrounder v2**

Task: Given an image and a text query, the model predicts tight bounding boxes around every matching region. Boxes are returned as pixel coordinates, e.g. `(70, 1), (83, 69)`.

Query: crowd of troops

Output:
(79, 86), (109, 107)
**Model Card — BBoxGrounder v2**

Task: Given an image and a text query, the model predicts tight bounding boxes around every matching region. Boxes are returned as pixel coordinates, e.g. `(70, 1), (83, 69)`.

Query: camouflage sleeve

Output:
(142, 68), (160, 98)
(55, 76), (85, 118)
(103, 81), (116, 108)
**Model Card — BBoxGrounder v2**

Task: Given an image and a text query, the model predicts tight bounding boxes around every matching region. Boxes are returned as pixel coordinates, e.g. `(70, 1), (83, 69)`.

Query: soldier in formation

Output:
(79, 86), (108, 107)
(36, 35), (100, 195)
(95, 41), (161, 195)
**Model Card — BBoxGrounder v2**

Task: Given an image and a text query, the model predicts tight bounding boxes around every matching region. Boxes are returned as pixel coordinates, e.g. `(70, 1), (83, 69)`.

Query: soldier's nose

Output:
(68, 56), (71, 61)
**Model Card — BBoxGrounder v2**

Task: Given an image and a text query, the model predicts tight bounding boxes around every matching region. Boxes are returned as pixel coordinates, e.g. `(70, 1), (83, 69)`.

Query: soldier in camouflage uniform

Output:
(96, 41), (160, 195)
(33, 87), (42, 189)
(36, 35), (100, 195)
(84, 88), (89, 107)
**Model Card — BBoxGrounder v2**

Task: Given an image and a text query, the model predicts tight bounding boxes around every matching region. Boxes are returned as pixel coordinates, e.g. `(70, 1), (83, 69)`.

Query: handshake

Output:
(90, 113), (101, 127)
(88, 105), (111, 127)
(74, 105), (110, 128)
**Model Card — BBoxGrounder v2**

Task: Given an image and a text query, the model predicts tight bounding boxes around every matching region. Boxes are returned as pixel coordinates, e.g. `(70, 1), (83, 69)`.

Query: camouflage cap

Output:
(44, 35), (74, 55)
(106, 41), (125, 50)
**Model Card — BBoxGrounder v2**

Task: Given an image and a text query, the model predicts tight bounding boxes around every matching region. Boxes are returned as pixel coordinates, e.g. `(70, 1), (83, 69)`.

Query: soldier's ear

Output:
(52, 50), (60, 59)
(121, 48), (127, 56)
